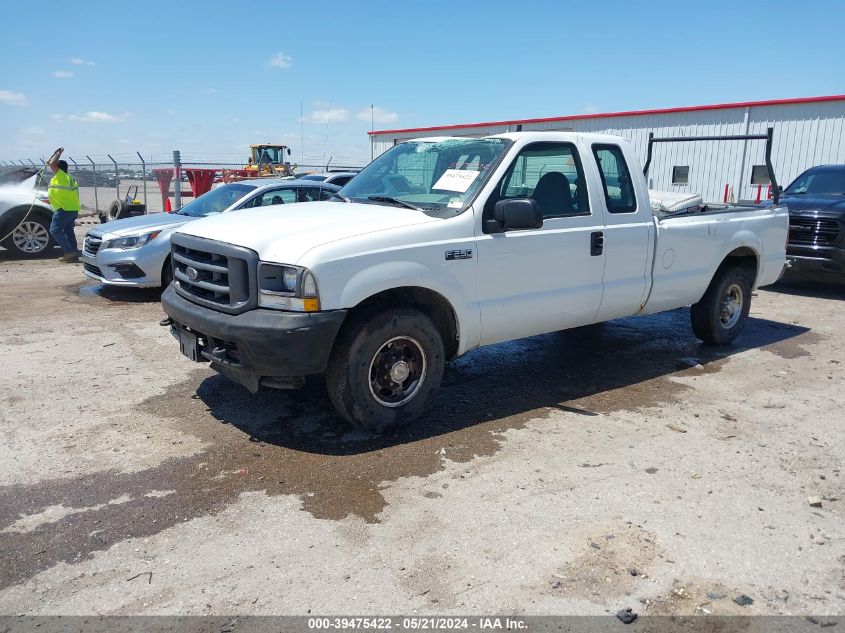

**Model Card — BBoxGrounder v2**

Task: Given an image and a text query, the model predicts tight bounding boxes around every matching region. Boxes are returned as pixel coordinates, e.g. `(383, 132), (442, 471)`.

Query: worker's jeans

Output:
(50, 210), (79, 255)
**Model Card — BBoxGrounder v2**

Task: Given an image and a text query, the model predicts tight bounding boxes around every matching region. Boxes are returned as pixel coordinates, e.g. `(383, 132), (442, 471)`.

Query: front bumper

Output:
(161, 285), (347, 391)
(81, 236), (167, 288)
(783, 243), (845, 282)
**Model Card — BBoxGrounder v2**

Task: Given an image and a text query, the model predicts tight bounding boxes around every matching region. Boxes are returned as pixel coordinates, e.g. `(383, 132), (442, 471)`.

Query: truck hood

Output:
(782, 194), (845, 215)
(102, 212), (195, 237)
(176, 201), (438, 264)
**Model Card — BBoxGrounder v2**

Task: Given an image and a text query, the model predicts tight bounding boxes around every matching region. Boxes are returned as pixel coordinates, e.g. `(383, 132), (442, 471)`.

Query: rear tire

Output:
(690, 265), (753, 345)
(325, 308), (445, 431)
(2, 214), (54, 257)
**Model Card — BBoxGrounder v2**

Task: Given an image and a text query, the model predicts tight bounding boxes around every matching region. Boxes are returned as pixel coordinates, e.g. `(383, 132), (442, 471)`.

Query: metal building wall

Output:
(370, 99), (845, 204)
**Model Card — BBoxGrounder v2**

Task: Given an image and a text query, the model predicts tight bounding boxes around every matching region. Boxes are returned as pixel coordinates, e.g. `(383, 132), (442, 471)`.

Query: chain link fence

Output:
(0, 153), (366, 217)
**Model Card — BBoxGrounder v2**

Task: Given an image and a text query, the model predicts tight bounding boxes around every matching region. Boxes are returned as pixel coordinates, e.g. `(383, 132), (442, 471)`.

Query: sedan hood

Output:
(176, 201), (438, 264)
(783, 194), (845, 215)
(102, 212), (195, 236)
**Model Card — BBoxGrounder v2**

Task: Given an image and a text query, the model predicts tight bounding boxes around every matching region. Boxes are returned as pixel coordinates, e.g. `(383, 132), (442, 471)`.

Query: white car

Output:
(162, 132), (788, 430)
(297, 171), (358, 187)
(0, 170), (54, 257)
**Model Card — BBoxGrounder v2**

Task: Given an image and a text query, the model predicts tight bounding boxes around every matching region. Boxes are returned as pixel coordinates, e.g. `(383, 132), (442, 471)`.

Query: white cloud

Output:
(51, 113), (63, 120)
(0, 90), (28, 106)
(70, 57), (95, 66)
(357, 105), (398, 124)
(68, 111), (122, 123)
(53, 70), (74, 79)
(303, 107), (348, 124)
(205, 87), (218, 95)
(267, 52), (293, 69)
(21, 126), (46, 135)
(581, 105), (599, 114)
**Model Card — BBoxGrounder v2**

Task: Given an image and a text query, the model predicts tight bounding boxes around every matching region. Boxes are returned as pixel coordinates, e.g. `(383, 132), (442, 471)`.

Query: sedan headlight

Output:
(257, 262), (320, 312)
(104, 231), (161, 250)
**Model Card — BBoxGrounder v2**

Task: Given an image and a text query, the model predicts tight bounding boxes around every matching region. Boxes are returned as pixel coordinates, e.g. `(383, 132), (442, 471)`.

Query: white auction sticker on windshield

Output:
(432, 169), (480, 193)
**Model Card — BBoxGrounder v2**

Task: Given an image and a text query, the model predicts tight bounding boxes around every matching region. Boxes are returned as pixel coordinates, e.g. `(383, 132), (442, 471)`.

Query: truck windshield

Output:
(176, 183), (257, 217)
(785, 169), (845, 195)
(340, 138), (510, 211)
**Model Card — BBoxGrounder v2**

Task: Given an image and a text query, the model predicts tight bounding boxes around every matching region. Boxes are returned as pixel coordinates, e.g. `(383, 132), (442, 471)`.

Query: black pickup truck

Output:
(781, 165), (845, 283)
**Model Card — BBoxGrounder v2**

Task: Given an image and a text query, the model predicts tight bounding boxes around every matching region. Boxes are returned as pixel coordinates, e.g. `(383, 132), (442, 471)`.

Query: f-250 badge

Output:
(445, 249), (473, 260)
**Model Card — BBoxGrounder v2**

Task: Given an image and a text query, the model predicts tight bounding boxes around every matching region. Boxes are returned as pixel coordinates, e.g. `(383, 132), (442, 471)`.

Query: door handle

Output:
(591, 231), (604, 256)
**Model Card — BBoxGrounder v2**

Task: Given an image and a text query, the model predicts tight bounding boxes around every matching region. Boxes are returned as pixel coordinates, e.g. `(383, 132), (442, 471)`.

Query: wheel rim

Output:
(12, 221), (49, 253)
(368, 336), (427, 408)
(719, 283), (744, 329)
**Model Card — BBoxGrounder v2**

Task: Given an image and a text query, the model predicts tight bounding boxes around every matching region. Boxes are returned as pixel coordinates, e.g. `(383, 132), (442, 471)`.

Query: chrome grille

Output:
(789, 217), (840, 246)
(83, 234), (102, 256)
(171, 234), (257, 314)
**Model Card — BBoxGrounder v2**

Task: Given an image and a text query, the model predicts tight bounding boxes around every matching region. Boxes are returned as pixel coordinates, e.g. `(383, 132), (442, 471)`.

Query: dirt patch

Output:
(546, 522), (660, 601)
(640, 579), (774, 616)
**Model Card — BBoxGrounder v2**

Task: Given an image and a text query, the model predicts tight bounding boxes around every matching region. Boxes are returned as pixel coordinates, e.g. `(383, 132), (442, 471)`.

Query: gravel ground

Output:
(0, 231), (843, 617)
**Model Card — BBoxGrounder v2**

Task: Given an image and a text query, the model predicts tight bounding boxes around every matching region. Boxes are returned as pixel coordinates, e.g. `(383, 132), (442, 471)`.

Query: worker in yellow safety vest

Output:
(46, 147), (81, 263)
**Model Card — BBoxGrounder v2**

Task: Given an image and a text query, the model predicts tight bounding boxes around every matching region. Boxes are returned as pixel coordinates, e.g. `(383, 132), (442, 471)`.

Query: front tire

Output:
(160, 256), (173, 289)
(690, 265), (753, 345)
(2, 214), (54, 257)
(326, 308), (445, 431)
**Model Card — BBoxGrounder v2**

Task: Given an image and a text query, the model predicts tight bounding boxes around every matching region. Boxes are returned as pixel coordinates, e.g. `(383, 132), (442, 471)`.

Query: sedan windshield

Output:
(176, 183), (257, 217)
(340, 138), (510, 211)
(785, 169), (845, 195)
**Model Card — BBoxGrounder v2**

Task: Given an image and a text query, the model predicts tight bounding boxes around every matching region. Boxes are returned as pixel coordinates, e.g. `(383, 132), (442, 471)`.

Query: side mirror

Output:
(287, 148), (291, 156)
(487, 198), (543, 233)
(777, 185), (783, 194)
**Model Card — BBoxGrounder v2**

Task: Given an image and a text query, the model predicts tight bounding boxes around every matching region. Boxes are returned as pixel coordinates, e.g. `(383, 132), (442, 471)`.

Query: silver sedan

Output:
(81, 179), (340, 288)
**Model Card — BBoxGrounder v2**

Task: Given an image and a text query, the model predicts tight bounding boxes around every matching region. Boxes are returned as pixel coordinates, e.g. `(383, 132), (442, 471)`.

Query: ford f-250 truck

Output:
(161, 131), (789, 430)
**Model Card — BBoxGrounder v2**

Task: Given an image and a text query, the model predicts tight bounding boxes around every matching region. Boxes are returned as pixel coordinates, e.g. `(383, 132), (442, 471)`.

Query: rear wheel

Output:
(2, 215), (54, 257)
(326, 308), (445, 431)
(691, 266), (753, 345)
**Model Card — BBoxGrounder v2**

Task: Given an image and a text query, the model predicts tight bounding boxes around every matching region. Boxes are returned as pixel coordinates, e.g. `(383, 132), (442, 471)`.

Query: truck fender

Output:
(716, 229), (763, 278)
(338, 260), (478, 353)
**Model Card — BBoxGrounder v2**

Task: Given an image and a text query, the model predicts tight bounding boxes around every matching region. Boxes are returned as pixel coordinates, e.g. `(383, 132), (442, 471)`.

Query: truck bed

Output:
(641, 203), (790, 314)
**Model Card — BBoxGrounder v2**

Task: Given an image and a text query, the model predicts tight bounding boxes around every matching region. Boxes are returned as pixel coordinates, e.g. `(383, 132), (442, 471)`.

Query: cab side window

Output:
(592, 144), (637, 214)
(495, 142), (589, 218)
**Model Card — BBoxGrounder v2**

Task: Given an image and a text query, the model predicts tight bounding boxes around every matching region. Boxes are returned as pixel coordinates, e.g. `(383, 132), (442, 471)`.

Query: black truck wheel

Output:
(690, 265), (753, 345)
(325, 308), (445, 431)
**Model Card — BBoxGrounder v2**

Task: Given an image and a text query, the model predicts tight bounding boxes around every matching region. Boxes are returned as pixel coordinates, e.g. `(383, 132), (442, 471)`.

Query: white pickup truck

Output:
(162, 131), (788, 430)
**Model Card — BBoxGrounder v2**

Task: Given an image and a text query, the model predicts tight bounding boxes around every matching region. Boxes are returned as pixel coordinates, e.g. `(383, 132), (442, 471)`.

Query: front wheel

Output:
(160, 257), (173, 289)
(2, 215), (54, 257)
(690, 266), (753, 345)
(325, 308), (445, 431)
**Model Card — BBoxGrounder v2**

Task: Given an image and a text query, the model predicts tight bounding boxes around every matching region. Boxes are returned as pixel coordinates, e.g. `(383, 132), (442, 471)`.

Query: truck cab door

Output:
(475, 140), (606, 346)
(588, 143), (654, 321)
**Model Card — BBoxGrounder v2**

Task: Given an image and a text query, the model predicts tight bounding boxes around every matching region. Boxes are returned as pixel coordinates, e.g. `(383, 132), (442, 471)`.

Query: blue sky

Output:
(1, 0), (843, 167)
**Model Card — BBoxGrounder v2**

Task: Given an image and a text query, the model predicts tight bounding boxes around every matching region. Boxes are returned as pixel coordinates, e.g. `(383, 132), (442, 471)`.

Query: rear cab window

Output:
(592, 144), (637, 214)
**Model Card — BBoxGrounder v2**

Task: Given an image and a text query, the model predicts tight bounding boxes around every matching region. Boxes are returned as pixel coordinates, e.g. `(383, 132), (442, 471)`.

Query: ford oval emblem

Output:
(186, 266), (198, 282)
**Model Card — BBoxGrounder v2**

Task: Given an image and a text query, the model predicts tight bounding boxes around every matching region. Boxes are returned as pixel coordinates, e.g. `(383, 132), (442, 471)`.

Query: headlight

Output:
(105, 231), (160, 250)
(258, 262), (320, 312)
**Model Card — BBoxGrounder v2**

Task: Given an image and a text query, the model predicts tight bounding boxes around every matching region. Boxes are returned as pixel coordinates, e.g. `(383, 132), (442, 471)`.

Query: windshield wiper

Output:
(367, 195), (422, 211)
(332, 193), (351, 202)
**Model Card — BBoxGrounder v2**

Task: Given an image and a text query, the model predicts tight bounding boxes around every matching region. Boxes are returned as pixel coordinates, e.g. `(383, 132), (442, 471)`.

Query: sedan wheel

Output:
(12, 220), (51, 255)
